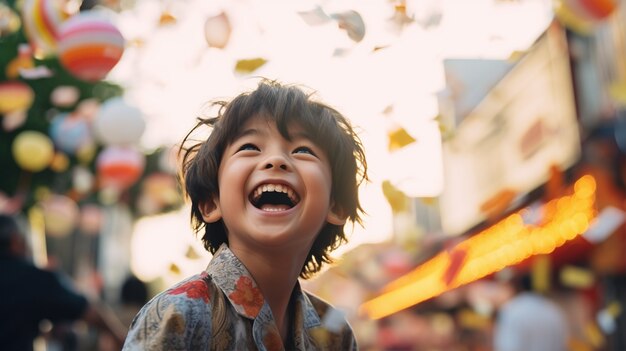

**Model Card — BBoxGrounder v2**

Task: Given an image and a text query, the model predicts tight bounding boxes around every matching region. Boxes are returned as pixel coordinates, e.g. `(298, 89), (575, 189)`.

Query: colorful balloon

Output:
(58, 11), (125, 82)
(21, 0), (68, 57)
(96, 146), (145, 190)
(93, 97), (145, 146)
(49, 112), (93, 154)
(12, 131), (55, 172)
(0, 81), (34, 114)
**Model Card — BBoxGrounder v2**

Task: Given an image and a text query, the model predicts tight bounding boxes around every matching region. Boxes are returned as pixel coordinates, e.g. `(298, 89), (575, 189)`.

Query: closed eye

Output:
(293, 146), (316, 156)
(237, 143), (259, 152)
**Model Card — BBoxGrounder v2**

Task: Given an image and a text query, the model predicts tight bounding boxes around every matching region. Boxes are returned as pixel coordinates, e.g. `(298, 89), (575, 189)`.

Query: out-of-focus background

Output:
(1, 0), (626, 349)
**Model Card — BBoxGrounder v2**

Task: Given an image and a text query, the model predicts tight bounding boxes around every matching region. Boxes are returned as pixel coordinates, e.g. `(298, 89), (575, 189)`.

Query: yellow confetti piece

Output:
(382, 180), (409, 213)
(387, 127), (416, 151)
(234, 58), (268, 74)
(158, 11), (177, 26)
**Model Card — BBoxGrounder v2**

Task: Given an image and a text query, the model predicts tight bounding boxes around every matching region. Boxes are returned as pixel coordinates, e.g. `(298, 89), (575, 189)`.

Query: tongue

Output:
(260, 204), (291, 212)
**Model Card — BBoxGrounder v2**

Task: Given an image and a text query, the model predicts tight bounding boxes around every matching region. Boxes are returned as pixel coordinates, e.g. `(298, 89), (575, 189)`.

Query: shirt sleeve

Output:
(123, 291), (212, 351)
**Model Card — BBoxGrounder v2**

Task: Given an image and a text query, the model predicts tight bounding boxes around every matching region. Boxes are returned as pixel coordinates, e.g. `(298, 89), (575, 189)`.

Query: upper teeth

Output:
(252, 183), (299, 204)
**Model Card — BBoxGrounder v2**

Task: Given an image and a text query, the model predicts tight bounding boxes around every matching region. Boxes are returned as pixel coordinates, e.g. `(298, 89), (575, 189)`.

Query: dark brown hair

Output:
(179, 79), (368, 278)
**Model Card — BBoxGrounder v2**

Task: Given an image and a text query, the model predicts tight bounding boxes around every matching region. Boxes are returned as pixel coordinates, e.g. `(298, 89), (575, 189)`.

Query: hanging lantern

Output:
(21, 0), (68, 57)
(93, 97), (145, 146)
(57, 11), (125, 82)
(0, 81), (34, 115)
(12, 131), (55, 172)
(204, 12), (231, 49)
(96, 146), (145, 190)
(49, 112), (94, 154)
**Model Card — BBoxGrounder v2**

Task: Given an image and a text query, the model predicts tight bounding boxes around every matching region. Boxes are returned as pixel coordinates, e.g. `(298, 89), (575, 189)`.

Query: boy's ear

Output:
(199, 198), (222, 223)
(327, 202), (347, 226)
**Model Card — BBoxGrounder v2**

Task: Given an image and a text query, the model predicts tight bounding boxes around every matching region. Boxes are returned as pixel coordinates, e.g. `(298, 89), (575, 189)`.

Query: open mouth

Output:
(250, 183), (300, 211)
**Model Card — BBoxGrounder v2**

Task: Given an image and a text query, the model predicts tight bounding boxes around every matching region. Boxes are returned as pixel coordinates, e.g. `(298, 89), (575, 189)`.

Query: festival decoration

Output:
(57, 11), (125, 82)
(11, 130), (55, 172)
(0, 81), (34, 114)
(204, 12), (231, 49)
(93, 97), (145, 146)
(49, 112), (93, 154)
(21, 0), (68, 57)
(96, 146), (146, 190)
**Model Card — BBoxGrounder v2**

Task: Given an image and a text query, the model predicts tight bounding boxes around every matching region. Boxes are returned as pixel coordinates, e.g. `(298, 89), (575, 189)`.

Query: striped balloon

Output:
(58, 12), (125, 82)
(21, 0), (68, 57)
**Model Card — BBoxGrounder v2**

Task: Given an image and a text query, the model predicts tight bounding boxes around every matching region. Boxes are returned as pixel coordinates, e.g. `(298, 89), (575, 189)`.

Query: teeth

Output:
(252, 183), (299, 204)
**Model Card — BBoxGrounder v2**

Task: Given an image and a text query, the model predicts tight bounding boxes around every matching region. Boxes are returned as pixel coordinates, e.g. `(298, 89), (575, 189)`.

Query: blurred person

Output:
(493, 273), (569, 351)
(0, 213), (127, 351)
(122, 79), (368, 350)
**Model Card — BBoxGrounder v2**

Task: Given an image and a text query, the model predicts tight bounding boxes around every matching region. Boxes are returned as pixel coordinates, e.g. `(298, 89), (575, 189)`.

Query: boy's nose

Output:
(263, 155), (289, 171)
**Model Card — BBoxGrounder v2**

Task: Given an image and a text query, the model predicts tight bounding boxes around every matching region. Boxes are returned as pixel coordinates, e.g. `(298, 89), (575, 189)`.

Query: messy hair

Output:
(179, 79), (368, 278)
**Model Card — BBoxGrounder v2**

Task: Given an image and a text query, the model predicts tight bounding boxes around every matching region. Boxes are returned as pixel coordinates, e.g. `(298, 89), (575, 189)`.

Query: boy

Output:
(123, 79), (368, 350)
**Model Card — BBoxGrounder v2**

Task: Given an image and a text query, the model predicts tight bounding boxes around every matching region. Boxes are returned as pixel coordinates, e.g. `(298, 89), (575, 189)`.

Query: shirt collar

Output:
(206, 243), (321, 328)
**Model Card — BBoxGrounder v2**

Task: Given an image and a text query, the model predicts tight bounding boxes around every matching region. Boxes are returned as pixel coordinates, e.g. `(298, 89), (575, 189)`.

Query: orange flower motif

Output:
(229, 276), (263, 316)
(168, 272), (210, 303)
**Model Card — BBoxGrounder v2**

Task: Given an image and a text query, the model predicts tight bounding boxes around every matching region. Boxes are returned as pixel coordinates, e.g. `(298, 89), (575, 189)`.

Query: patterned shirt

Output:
(122, 244), (357, 350)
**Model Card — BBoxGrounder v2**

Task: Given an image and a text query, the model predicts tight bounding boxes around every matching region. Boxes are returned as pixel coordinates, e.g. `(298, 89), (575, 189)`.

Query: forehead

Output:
(234, 115), (309, 140)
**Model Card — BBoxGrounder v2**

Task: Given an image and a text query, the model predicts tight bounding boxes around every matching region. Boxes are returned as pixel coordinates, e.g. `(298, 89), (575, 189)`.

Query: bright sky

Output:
(109, 0), (554, 281)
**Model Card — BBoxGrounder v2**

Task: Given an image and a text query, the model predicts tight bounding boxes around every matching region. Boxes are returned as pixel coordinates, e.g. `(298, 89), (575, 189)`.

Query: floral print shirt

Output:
(122, 244), (357, 350)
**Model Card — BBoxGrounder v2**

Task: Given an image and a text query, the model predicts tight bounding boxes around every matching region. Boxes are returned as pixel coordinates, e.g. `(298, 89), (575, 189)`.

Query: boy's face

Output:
(201, 117), (346, 255)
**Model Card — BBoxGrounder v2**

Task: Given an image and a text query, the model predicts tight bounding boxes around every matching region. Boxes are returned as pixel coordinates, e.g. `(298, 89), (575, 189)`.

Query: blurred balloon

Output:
(96, 146), (145, 190)
(72, 165), (95, 194)
(12, 131), (55, 172)
(41, 194), (79, 237)
(93, 97), (145, 146)
(49, 152), (70, 172)
(75, 98), (101, 120)
(204, 12), (231, 49)
(0, 81), (35, 114)
(0, 2), (21, 38)
(49, 112), (93, 154)
(21, 0), (68, 57)
(57, 11), (125, 81)
(50, 85), (80, 107)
